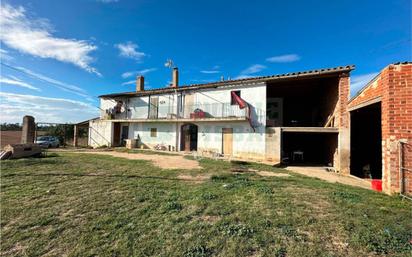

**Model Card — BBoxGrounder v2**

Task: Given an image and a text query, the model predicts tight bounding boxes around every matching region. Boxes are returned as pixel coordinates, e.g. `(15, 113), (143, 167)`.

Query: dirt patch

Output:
(73, 151), (202, 170)
(196, 215), (221, 223)
(286, 166), (371, 190)
(255, 171), (291, 177)
(177, 174), (210, 184)
(1, 243), (25, 256)
(60, 209), (74, 218)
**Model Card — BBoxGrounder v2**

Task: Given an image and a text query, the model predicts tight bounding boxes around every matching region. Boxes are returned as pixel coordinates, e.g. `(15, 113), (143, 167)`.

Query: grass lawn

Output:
(1, 153), (411, 257)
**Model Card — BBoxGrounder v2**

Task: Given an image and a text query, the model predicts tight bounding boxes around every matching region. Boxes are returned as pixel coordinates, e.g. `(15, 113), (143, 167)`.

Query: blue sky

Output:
(0, 0), (410, 123)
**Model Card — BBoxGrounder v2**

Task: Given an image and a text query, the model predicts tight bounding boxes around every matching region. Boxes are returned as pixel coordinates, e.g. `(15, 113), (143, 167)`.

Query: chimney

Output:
(172, 67), (178, 88)
(136, 75), (144, 92)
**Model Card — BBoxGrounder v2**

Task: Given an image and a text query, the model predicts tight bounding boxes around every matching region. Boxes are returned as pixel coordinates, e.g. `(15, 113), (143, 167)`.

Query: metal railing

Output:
(102, 102), (248, 120)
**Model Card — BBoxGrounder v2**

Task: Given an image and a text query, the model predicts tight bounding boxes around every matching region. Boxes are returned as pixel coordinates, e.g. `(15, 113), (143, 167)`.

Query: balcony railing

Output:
(102, 102), (248, 120)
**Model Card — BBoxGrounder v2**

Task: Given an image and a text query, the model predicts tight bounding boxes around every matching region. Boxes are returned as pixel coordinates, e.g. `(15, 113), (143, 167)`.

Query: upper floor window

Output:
(231, 90), (241, 105)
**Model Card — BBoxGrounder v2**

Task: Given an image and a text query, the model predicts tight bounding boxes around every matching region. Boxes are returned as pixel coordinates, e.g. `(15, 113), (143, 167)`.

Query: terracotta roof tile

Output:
(100, 65), (355, 98)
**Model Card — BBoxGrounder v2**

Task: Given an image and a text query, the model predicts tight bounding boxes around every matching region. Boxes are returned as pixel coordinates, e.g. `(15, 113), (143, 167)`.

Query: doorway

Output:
(222, 128), (233, 156)
(350, 102), (382, 179)
(121, 125), (129, 146)
(113, 123), (121, 146)
(181, 123), (198, 151)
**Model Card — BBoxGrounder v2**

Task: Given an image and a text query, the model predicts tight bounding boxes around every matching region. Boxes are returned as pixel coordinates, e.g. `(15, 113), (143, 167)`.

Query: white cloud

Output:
(121, 80), (135, 86)
(0, 92), (98, 123)
(0, 76), (41, 91)
(121, 68), (156, 78)
(2, 64), (93, 101)
(266, 54), (300, 63)
(115, 41), (145, 61)
(0, 48), (13, 61)
(201, 65), (221, 74)
(240, 64), (266, 75)
(121, 80), (151, 89)
(200, 70), (220, 74)
(0, 3), (100, 75)
(350, 72), (379, 97)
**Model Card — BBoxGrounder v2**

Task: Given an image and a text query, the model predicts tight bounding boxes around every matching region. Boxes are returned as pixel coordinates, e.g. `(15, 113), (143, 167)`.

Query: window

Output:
(231, 90), (241, 105)
(150, 128), (157, 137)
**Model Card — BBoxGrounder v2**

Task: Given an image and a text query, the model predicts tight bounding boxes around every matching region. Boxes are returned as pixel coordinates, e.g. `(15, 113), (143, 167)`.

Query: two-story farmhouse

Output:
(90, 65), (353, 173)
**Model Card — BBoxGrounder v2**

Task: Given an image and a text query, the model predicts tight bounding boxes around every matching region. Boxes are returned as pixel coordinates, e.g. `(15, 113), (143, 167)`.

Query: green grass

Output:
(1, 153), (411, 257)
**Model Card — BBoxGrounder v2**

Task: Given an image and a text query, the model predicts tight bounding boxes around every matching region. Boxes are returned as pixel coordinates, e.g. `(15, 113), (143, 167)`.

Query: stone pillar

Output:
(73, 125), (78, 147)
(21, 115), (35, 144)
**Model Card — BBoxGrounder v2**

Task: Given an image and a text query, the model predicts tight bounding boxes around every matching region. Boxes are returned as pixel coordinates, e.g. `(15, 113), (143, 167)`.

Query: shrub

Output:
(220, 223), (255, 237)
(165, 201), (183, 211)
(184, 245), (213, 257)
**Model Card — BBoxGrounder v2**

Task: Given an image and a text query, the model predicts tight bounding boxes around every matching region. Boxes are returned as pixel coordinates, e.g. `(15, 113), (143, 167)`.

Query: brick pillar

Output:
(338, 73), (350, 174)
(21, 115), (35, 144)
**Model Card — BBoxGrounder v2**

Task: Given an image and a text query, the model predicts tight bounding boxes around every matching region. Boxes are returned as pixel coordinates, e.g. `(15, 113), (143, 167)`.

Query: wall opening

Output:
(282, 132), (338, 166)
(350, 102), (382, 179)
(266, 77), (339, 127)
(113, 122), (121, 147)
(180, 123), (198, 151)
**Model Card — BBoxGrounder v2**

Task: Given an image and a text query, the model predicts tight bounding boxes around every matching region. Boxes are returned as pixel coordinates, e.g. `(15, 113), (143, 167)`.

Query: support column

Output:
(73, 125), (79, 147)
(338, 73), (350, 174)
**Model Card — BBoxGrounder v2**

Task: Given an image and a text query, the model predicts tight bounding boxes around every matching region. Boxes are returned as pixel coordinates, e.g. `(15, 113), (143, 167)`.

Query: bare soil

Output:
(0, 131), (21, 148)
(286, 166), (371, 189)
(77, 151), (202, 170)
(177, 174), (210, 183)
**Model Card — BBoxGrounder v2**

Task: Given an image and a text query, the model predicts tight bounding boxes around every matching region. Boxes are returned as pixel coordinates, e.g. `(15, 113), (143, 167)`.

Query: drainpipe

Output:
(399, 139), (412, 201)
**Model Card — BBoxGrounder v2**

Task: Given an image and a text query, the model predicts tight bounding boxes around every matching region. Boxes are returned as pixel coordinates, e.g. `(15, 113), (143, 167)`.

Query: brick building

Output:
(348, 62), (412, 195)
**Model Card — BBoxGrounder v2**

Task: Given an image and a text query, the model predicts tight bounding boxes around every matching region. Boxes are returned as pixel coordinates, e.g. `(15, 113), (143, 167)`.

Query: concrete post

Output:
(73, 125), (78, 147)
(21, 115), (35, 144)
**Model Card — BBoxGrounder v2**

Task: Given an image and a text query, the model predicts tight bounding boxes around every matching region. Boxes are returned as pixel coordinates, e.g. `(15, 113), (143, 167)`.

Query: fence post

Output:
(73, 125), (78, 147)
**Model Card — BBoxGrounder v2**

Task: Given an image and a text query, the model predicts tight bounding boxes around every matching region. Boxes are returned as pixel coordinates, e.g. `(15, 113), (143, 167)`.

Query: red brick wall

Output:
(383, 64), (412, 194)
(348, 77), (383, 108)
(349, 63), (412, 194)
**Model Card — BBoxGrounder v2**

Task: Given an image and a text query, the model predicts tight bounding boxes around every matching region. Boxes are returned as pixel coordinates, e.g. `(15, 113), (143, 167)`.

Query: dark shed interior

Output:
(266, 77), (339, 127)
(350, 102), (382, 179)
(282, 132), (338, 166)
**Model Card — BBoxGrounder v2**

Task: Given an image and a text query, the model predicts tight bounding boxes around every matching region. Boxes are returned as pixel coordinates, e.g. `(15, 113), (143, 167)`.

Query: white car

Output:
(35, 136), (60, 148)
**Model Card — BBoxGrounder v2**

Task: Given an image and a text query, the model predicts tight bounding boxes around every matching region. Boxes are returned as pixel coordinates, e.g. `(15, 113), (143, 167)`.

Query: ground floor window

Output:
(150, 128), (157, 137)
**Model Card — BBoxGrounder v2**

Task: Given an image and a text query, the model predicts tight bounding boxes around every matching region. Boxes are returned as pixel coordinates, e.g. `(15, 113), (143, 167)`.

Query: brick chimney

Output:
(172, 67), (178, 88)
(136, 75), (144, 92)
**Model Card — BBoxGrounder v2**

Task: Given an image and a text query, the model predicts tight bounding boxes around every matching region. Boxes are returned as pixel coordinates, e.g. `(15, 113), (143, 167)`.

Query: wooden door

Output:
(113, 123), (121, 146)
(184, 131), (190, 151)
(149, 97), (159, 119)
(222, 128), (233, 156)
